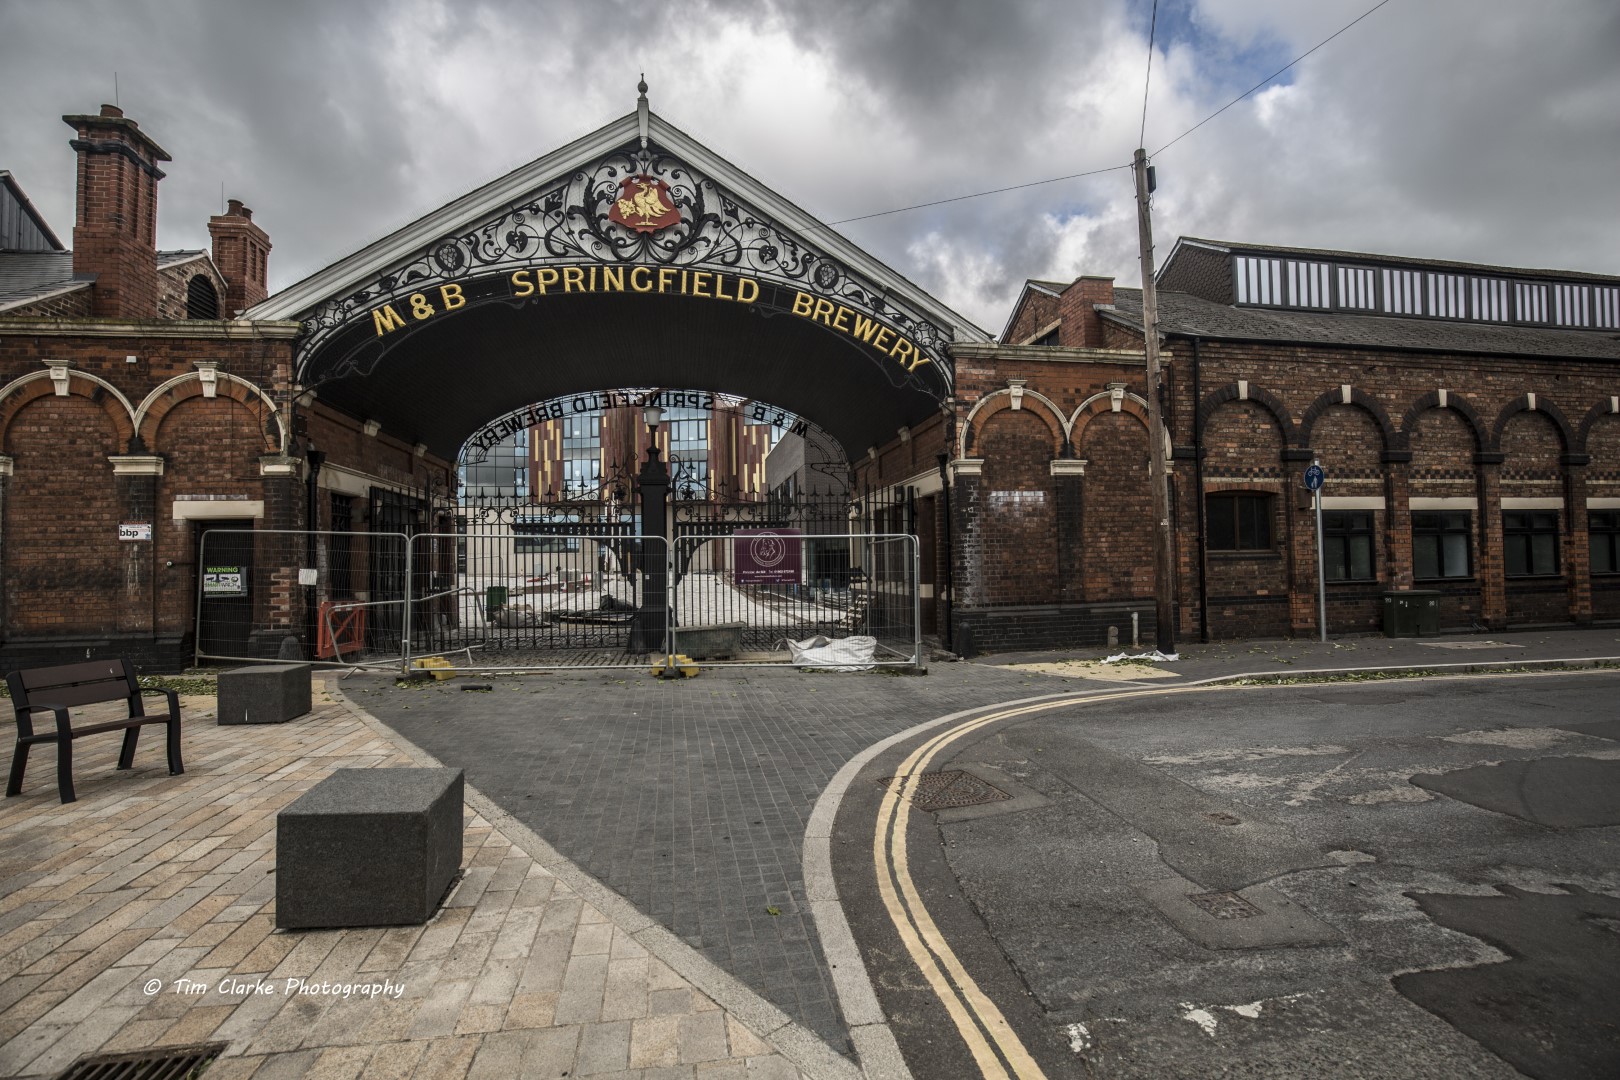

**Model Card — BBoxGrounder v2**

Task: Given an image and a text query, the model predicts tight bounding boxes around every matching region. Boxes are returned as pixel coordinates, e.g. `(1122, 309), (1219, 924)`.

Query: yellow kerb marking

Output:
(874, 683), (1225, 1078)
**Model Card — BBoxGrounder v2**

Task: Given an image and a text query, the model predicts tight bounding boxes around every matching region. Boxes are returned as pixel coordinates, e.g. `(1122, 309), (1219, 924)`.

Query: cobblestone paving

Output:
(0, 684), (811, 1079)
(352, 663), (1065, 1052)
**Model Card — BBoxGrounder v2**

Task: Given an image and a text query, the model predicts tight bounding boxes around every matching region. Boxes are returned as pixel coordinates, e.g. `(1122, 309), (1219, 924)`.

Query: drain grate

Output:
(879, 770), (1012, 811)
(58, 1041), (227, 1079)
(1188, 891), (1263, 920)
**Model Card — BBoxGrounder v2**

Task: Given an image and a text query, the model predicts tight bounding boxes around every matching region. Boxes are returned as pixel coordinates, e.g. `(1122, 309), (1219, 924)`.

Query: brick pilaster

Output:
(1283, 450), (1317, 635)
(1476, 454), (1506, 628)
(109, 455), (164, 635)
(1383, 451), (1414, 589)
(1565, 453), (1592, 623)
(1051, 461), (1086, 603)
(950, 461), (984, 610)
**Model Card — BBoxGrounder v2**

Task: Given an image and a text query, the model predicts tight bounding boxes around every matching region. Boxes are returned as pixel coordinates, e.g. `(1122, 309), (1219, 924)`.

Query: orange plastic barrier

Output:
(317, 601), (366, 660)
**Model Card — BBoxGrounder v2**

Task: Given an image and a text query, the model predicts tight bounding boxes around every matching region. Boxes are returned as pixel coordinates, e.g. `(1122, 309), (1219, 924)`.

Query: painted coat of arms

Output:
(608, 174), (681, 233)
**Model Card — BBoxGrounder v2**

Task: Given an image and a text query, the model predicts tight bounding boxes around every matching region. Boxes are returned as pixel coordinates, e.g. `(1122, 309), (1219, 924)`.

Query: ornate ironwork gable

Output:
(294, 138), (955, 402)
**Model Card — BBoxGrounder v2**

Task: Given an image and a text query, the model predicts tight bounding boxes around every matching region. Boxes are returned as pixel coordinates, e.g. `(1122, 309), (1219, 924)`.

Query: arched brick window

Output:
(186, 274), (220, 319)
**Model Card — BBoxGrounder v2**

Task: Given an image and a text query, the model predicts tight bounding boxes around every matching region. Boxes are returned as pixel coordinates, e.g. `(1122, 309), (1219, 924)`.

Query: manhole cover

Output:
(1188, 890), (1263, 920)
(879, 770), (1012, 811)
(59, 1041), (227, 1079)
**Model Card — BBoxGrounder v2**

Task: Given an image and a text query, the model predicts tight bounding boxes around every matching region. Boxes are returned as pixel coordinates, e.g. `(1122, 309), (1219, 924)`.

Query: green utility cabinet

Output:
(1381, 590), (1441, 637)
(484, 585), (509, 621)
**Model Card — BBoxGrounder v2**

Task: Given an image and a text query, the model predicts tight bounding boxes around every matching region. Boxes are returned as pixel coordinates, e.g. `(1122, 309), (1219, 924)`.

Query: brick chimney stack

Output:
(63, 104), (171, 320)
(1058, 275), (1116, 348)
(208, 198), (271, 314)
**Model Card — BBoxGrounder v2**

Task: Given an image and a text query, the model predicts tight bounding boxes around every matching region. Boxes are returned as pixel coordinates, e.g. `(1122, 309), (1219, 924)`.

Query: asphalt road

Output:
(833, 671), (1620, 1079)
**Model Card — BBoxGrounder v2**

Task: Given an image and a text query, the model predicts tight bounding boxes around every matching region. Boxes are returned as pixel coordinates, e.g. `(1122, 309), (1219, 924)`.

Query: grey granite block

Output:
(276, 767), (464, 930)
(217, 663), (312, 725)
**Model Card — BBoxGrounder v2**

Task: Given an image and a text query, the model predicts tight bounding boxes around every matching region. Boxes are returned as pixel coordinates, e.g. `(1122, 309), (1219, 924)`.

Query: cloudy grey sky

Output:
(3, 0), (1617, 333)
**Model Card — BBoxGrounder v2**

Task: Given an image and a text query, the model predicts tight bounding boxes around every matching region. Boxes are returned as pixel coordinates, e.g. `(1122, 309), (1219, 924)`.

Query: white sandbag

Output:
(1101, 649), (1179, 663)
(788, 634), (878, 671)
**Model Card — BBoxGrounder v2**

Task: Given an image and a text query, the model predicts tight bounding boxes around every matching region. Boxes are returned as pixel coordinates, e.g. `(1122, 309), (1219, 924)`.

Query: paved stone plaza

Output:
(0, 685), (819, 1079)
(350, 664), (1057, 1052)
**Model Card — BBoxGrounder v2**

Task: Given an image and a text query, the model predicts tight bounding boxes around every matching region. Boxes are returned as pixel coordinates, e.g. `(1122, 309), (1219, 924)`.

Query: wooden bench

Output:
(6, 659), (185, 804)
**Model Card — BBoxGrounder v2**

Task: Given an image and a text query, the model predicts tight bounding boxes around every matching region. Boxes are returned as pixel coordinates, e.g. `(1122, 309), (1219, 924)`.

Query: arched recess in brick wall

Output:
(958, 387), (1067, 459)
(1492, 396), (1575, 456)
(974, 408), (1058, 606)
(1077, 409), (1153, 602)
(1577, 399), (1620, 456)
(1068, 389), (1151, 456)
(3, 395), (124, 634)
(1408, 406), (1480, 493)
(1201, 398), (1288, 484)
(0, 370), (137, 455)
(1497, 408), (1568, 488)
(134, 373), (286, 456)
(1196, 383), (1296, 446)
(152, 397), (279, 636)
(1497, 406), (1570, 625)
(1310, 405), (1386, 499)
(1200, 397), (1290, 636)
(1298, 387), (1395, 453)
(1398, 392), (1489, 453)
(1584, 409), (1620, 620)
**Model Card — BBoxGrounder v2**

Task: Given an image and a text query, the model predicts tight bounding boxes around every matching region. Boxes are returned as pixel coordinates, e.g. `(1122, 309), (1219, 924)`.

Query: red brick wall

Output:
(1004, 291), (1060, 344)
(1078, 411), (1152, 601)
(154, 396), (275, 634)
(1201, 399), (1290, 637)
(5, 289), (94, 319)
(1058, 278), (1115, 348)
(1311, 405), (1387, 631)
(974, 409), (1056, 606)
(1499, 410), (1568, 624)
(157, 259), (229, 321)
(3, 396), (122, 634)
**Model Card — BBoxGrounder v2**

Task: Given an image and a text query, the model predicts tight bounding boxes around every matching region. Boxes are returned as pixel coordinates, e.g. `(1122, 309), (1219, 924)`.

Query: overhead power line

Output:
(813, 164), (1133, 231)
(1140, 0), (1160, 149)
(1151, 0), (1398, 156)
(807, 0), (1394, 234)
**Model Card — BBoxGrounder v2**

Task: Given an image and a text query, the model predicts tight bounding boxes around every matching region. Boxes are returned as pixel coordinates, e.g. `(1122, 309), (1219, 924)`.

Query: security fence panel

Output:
(195, 529), (409, 668)
(672, 533), (920, 669)
(407, 530), (668, 671)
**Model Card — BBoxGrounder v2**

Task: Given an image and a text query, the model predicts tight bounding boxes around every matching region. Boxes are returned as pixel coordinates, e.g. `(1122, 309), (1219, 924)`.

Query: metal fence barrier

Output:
(406, 531), (670, 672)
(195, 529), (409, 669)
(669, 533), (920, 668)
(196, 528), (919, 673)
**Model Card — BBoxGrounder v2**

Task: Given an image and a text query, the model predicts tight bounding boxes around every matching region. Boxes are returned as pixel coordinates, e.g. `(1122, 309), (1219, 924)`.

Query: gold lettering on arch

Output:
(365, 264), (934, 373)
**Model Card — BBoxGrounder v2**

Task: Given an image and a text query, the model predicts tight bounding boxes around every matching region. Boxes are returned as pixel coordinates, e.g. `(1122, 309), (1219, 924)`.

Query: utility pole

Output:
(1133, 147), (1177, 655)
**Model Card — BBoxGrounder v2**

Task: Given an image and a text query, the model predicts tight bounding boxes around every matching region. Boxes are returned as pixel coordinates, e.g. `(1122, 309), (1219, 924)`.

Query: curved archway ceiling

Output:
(263, 113), (988, 462)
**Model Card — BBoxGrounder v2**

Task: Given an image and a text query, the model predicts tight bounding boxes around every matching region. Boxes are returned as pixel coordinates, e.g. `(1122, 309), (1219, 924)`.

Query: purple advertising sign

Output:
(735, 529), (802, 585)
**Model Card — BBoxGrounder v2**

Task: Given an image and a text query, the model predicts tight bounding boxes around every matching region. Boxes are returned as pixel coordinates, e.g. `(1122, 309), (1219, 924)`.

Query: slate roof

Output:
(0, 250), (86, 311)
(158, 249), (207, 268)
(1105, 287), (1620, 362)
(1173, 236), (1620, 286)
(0, 248), (214, 313)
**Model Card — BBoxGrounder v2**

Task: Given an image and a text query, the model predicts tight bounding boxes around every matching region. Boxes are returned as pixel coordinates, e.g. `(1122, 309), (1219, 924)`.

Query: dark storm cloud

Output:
(3, 0), (1617, 333)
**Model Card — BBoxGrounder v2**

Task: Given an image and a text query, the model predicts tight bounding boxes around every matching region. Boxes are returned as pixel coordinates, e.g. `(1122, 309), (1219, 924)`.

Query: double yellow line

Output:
(871, 684), (1209, 1079)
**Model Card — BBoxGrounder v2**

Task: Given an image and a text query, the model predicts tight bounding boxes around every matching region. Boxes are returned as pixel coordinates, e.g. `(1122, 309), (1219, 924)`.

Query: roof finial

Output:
(637, 74), (649, 149)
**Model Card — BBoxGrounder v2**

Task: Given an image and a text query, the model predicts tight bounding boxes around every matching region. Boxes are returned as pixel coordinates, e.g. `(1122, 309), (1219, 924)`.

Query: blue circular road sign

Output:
(1304, 464), (1325, 491)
